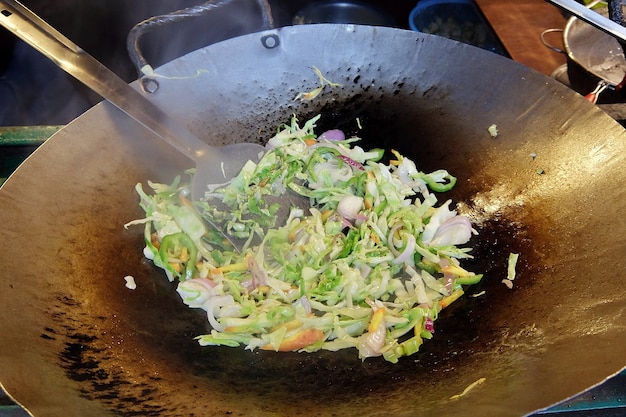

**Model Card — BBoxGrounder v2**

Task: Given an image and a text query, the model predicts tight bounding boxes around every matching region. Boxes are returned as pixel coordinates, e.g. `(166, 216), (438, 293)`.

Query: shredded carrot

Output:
(368, 308), (386, 332)
(389, 151), (402, 166)
(271, 319), (303, 333)
(304, 138), (318, 146)
(297, 86), (324, 101)
(150, 233), (161, 250)
(213, 261), (249, 274)
(321, 209), (333, 221)
(261, 328), (325, 352)
(440, 289), (464, 308)
(178, 193), (192, 206)
(253, 285), (270, 294)
(442, 264), (471, 277)
(179, 246), (189, 262)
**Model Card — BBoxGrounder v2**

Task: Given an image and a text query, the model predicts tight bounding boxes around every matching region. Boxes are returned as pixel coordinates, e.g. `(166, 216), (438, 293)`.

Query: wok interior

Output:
(1, 25), (626, 417)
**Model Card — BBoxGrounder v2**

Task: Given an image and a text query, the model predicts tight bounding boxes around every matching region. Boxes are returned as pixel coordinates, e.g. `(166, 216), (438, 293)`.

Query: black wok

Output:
(0, 24), (625, 417)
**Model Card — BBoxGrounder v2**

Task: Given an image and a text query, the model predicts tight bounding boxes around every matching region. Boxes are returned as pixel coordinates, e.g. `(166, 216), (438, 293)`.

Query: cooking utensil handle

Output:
(540, 28), (565, 54)
(0, 0), (211, 163)
(127, 0), (274, 93)
(546, 0), (626, 45)
(585, 81), (609, 104)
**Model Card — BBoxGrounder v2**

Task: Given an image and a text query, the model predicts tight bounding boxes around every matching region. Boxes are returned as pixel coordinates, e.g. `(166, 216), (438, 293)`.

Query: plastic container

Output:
(409, 0), (508, 56)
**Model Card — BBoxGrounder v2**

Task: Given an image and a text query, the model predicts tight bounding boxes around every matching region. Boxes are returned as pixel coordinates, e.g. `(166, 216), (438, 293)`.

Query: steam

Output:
(0, 0), (276, 125)
(0, 40), (93, 125)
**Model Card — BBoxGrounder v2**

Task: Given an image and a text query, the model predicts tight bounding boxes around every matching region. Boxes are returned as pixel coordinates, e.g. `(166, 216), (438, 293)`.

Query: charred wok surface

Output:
(0, 25), (625, 417)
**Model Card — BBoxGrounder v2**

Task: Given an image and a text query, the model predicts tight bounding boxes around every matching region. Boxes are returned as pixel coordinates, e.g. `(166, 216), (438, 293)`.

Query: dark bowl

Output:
(293, 1), (396, 26)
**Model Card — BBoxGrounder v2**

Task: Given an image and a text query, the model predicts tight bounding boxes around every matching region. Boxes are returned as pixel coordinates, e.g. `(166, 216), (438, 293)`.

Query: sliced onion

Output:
(422, 200), (456, 245)
(357, 310), (386, 359)
(359, 263), (372, 280)
(176, 278), (218, 308)
(429, 216), (473, 246)
(424, 317), (435, 333)
(318, 129), (345, 141)
(392, 234), (416, 265)
(247, 255), (268, 290)
(412, 271), (431, 305)
(387, 222), (404, 256)
(337, 195), (364, 220)
(338, 155), (364, 171)
(439, 258), (456, 292)
(295, 295), (312, 315)
(204, 295), (234, 332)
(395, 156), (418, 184)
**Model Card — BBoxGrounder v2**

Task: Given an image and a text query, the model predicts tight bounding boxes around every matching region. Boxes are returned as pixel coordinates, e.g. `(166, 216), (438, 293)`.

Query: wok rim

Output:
(0, 23), (625, 417)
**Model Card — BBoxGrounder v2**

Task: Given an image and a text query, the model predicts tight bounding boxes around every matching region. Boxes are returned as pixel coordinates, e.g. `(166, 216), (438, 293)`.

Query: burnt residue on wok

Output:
(42, 222), (539, 416)
(2, 25), (626, 417)
(37, 87), (548, 416)
(44, 240), (530, 416)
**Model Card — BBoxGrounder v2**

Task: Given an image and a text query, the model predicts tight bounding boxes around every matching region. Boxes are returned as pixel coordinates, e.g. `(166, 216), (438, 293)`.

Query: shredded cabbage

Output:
(127, 115), (483, 363)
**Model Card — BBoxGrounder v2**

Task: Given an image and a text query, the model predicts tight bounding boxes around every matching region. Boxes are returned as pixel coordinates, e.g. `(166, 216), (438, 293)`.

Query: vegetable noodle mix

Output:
(127, 115), (483, 363)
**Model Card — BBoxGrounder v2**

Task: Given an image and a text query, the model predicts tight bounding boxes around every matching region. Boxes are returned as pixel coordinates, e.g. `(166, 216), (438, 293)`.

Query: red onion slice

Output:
(338, 155), (364, 171)
(337, 195), (364, 220)
(429, 216), (473, 246)
(424, 317), (435, 333)
(176, 278), (218, 308)
(204, 295), (235, 332)
(318, 129), (345, 141)
(392, 234), (416, 265)
(247, 255), (268, 290)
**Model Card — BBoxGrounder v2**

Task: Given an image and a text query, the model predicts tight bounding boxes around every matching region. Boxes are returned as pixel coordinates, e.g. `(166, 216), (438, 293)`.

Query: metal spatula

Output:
(0, 0), (306, 250)
(0, 0), (264, 199)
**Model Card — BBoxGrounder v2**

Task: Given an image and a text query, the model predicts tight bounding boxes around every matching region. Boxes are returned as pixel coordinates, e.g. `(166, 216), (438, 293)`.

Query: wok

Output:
(0, 24), (625, 417)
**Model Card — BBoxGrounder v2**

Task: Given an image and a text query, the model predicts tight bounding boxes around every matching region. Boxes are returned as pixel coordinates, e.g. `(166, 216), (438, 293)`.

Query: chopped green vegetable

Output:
(128, 115), (483, 362)
(501, 252), (520, 290)
(507, 252), (519, 281)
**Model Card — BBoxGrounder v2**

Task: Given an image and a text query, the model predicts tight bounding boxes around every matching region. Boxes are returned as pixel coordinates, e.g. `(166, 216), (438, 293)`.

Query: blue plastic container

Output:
(409, 0), (508, 56)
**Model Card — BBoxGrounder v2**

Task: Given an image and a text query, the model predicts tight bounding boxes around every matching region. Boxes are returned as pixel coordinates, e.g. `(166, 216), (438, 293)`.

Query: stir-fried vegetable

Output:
(126, 115), (482, 363)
